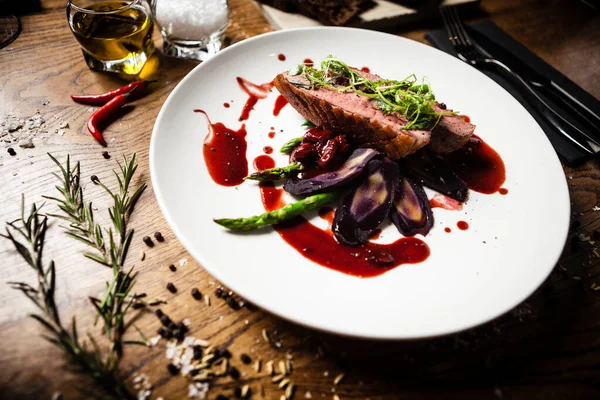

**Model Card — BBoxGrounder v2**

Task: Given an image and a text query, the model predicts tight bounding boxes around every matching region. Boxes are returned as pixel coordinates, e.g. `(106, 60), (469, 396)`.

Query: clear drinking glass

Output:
(152, 0), (229, 61)
(67, 0), (155, 75)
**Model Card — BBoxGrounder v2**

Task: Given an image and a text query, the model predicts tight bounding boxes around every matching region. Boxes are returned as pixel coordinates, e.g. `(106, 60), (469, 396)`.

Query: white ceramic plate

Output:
(150, 27), (570, 339)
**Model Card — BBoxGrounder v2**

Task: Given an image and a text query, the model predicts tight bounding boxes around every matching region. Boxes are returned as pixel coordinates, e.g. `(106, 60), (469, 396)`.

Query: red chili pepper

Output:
(87, 89), (136, 147)
(71, 80), (153, 105)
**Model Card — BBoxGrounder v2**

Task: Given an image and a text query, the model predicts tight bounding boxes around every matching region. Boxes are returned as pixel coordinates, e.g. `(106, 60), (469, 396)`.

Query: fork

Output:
(440, 6), (600, 155)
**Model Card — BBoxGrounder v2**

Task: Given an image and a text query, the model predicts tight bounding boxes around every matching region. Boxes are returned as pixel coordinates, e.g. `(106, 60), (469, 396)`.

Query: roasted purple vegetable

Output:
(389, 176), (434, 237)
(332, 158), (400, 246)
(284, 148), (380, 196)
(403, 150), (468, 202)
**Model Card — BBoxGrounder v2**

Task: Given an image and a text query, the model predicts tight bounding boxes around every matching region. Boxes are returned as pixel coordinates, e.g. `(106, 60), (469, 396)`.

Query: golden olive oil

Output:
(71, 1), (154, 73)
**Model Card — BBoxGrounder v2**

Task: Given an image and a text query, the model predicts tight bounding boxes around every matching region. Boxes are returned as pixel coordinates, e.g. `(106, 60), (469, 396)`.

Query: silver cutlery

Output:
(440, 6), (600, 155)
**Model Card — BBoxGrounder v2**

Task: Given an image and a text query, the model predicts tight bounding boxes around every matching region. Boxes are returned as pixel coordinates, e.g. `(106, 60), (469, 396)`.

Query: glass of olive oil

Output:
(67, 0), (154, 75)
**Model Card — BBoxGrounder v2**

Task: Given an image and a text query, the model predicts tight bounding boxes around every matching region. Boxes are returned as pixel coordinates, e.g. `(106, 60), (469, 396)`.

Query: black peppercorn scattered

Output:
(439, 102), (447, 110)
(167, 363), (180, 376)
(214, 347), (231, 359)
(160, 315), (173, 327)
(234, 387), (242, 398)
(90, 175), (99, 183)
(154, 231), (164, 242)
(176, 321), (188, 333)
(229, 366), (240, 380)
(191, 288), (202, 300)
(240, 353), (252, 364)
(215, 287), (225, 298)
(102, 151), (110, 159)
(226, 296), (242, 310)
(7, 147), (16, 156)
(193, 345), (203, 360)
(169, 264), (176, 272)
(157, 327), (172, 339)
(142, 236), (154, 247)
(166, 282), (177, 293)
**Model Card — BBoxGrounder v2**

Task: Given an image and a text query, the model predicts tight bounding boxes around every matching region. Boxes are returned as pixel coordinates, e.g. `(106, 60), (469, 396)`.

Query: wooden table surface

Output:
(1, 0), (599, 399)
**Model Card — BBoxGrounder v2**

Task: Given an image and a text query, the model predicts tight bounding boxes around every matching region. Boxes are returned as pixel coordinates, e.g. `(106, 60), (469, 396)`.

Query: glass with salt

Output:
(152, 0), (229, 61)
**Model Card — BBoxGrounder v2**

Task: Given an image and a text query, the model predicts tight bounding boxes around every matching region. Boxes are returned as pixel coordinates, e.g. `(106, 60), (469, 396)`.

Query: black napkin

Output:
(426, 21), (600, 166)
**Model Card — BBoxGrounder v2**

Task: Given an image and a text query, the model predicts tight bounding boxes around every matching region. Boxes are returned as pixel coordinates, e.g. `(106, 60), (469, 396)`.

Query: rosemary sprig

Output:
(2, 199), (135, 400)
(291, 55), (452, 130)
(44, 154), (147, 354)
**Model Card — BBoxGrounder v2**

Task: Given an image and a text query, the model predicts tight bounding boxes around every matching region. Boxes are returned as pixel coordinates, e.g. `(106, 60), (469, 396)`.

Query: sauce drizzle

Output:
(457, 221), (469, 230)
(442, 134), (506, 194)
(273, 95), (288, 116)
(253, 155), (275, 171)
(195, 109), (247, 186)
(429, 194), (463, 211)
(236, 77), (274, 121)
(260, 184), (430, 278)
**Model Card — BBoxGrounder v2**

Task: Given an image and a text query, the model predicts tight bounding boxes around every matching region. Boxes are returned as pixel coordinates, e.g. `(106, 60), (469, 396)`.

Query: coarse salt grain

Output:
(154, 0), (228, 40)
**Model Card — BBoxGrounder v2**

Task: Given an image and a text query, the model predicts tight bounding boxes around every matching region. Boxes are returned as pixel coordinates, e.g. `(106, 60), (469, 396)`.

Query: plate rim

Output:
(150, 26), (570, 340)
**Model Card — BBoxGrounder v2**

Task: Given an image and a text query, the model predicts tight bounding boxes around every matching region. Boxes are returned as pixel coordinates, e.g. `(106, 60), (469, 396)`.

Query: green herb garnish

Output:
(293, 55), (451, 130)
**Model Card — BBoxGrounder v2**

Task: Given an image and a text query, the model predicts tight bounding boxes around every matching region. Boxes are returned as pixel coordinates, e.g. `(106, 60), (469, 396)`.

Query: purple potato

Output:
(389, 176), (434, 237)
(284, 148), (381, 196)
(403, 149), (468, 202)
(332, 158), (400, 246)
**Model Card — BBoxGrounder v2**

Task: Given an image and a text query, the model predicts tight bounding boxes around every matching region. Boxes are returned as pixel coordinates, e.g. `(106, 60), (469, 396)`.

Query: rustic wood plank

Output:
(0, 0), (599, 399)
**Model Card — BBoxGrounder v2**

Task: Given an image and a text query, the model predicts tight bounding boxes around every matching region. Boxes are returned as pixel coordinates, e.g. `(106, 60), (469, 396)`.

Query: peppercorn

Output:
(214, 347), (231, 359)
(176, 321), (188, 333)
(167, 363), (180, 376)
(142, 236), (154, 247)
(240, 353), (252, 364)
(193, 345), (203, 360)
(234, 387), (242, 398)
(102, 151), (110, 159)
(226, 296), (242, 310)
(157, 327), (172, 339)
(154, 231), (164, 242)
(169, 264), (176, 272)
(90, 175), (99, 183)
(215, 287), (225, 298)
(7, 147), (16, 156)
(229, 366), (240, 380)
(191, 288), (202, 300)
(160, 315), (172, 327)
(166, 282), (177, 293)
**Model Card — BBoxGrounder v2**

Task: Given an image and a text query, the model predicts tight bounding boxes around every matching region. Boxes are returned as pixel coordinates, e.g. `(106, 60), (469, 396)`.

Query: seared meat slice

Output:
(274, 72), (431, 160)
(428, 104), (476, 153)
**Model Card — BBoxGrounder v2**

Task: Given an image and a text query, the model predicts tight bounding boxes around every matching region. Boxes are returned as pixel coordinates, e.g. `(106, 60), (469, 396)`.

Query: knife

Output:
(467, 27), (600, 140)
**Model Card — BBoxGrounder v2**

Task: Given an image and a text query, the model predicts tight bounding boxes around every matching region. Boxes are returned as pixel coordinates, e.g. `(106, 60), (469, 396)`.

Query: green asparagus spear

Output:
(245, 162), (304, 181)
(279, 137), (303, 154)
(214, 191), (339, 231)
